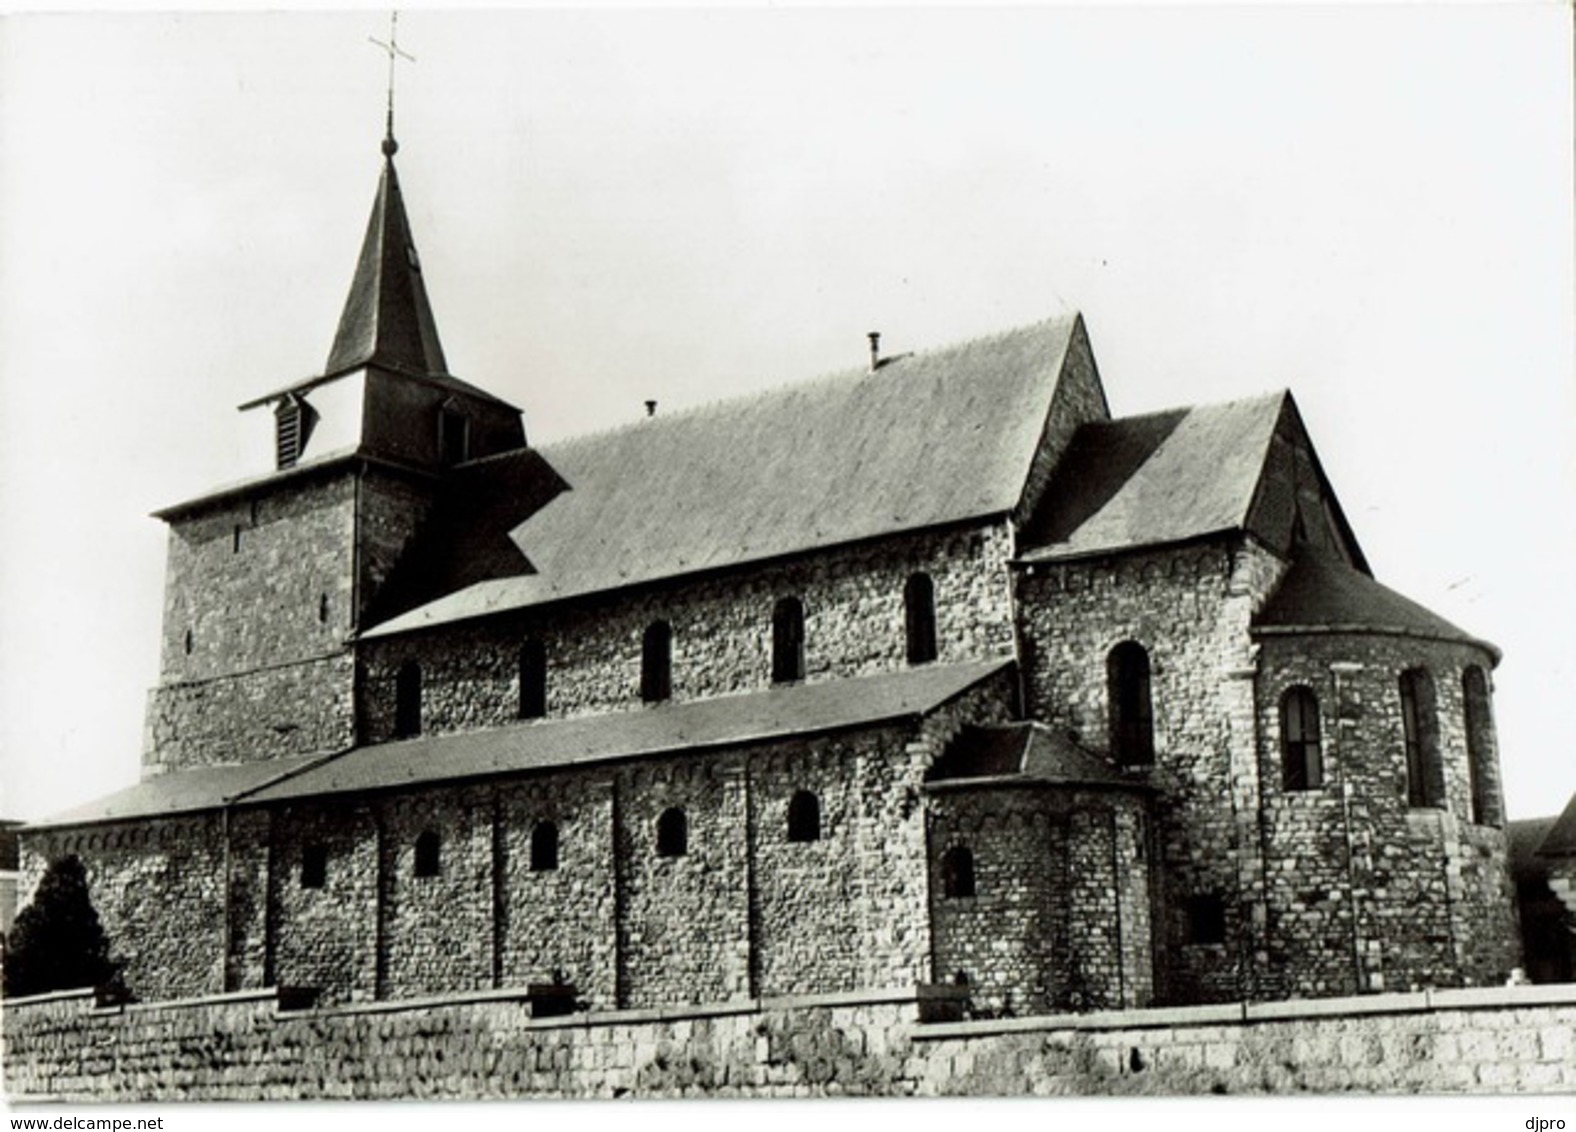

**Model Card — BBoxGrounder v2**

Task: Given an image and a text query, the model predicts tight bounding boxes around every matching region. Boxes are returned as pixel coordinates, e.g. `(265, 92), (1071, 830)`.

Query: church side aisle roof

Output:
(1017, 392), (1287, 562)
(247, 658), (1012, 804)
(363, 317), (1083, 638)
(29, 754), (335, 830)
(29, 660), (1012, 828)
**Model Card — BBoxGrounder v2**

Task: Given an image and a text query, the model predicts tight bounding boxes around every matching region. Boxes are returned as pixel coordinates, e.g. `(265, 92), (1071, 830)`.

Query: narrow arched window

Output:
(642, 621), (672, 704)
(1108, 641), (1154, 767)
(1463, 666), (1501, 826)
(941, 846), (975, 899)
(301, 844), (328, 890)
(395, 661), (423, 738)
(519, 638), (547, 720)
(1399, 667), (1443, 808)
(530, 820), (559, 872)
(318, 593), (330, 625)
(787, 790), (821, 843)
(904, 573), (937, 665)
(656, 807), (687, 857)
(1280, 686), (1324, 791)
(414, 830), (440, 878)
(772, 597), (806, 684)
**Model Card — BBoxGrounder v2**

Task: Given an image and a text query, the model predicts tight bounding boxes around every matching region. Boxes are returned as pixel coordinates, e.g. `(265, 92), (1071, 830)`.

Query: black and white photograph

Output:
(1, 4), (1573, 1115)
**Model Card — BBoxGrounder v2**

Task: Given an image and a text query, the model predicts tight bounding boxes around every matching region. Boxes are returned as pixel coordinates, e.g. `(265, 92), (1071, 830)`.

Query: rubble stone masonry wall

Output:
(357, 522), (1017, 743)
(1253, 632), (1518, 998)
(1017, 538), (1288, 1005)
(17, 670), (1014, 1011)
(7, 983), (1575, 1100)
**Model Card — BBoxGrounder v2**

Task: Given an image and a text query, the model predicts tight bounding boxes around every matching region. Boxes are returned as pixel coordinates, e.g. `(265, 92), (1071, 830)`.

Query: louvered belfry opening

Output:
(274, 396), (316, 470)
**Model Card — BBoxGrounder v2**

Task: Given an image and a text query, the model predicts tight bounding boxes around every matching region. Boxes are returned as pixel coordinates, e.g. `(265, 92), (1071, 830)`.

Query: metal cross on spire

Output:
(369, 11), (416, 156)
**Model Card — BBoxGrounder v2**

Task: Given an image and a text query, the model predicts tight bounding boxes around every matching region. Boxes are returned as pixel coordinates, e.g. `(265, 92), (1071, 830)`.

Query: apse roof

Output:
(1252, 548), (1496, 658)
(925, 722), (1141, 790)
(363, 317), (1084, 637)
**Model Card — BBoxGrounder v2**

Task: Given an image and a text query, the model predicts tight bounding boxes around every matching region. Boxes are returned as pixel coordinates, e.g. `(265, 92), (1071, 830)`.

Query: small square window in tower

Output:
(438, 403), (469, 466)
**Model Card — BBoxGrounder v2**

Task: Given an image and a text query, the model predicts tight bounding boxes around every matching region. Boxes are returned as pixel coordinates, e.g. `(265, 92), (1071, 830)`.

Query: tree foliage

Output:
(3, 855), (121, 998)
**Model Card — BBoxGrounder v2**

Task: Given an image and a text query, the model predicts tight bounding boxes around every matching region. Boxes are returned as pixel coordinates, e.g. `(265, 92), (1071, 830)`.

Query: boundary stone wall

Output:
(6, 983), (1575, 1100)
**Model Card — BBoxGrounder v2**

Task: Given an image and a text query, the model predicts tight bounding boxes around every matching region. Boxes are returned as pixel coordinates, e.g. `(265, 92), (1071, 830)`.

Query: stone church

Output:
(18, 126), (1521, 1019)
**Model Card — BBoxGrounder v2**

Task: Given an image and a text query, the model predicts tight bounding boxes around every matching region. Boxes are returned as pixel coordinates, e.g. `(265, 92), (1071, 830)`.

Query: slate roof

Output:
(364, 316), (1082, 637)
(325, 150), (449, 381)
(1252, 548), (1497, 658)
(245, 659), (1012, 804)
(925, 722), (1140, 790)
(29, 755), (335, 830)
(1018, 393), (1286, 562)
(1537, 793), (1576, 859)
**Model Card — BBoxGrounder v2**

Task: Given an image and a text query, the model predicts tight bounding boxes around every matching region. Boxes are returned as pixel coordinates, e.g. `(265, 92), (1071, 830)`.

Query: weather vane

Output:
(369, 11), (416, 155)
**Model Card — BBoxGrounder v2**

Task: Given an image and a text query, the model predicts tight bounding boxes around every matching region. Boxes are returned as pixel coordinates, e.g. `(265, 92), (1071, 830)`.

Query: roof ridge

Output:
(537, 313), (1082, 453)
(1099, 388), (1288, 427)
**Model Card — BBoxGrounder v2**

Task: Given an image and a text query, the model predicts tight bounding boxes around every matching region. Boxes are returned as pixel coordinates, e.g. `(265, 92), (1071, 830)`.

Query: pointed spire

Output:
(323, 145), (448, 380)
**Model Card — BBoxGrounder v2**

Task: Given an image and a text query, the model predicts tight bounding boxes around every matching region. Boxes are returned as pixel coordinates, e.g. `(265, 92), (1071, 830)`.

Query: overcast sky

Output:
(1, 6), (1571, 823)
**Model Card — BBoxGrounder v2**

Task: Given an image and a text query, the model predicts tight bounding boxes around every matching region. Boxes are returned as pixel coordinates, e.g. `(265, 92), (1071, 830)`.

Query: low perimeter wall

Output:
(5, 983), (1576, 1100)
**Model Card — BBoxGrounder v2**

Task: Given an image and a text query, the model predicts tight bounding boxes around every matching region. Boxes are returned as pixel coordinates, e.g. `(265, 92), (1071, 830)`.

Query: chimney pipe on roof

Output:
(867, 332), (881, 374)
(645, 400), (657, 418)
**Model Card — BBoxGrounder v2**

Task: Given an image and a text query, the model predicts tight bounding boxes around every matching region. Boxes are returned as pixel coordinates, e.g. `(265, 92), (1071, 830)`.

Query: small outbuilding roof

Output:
(1252, 549), (1497, 660)
(925, 722), (1140, 790)
(1017, 393), (1286, 562)
(363, 316), (1084, 637)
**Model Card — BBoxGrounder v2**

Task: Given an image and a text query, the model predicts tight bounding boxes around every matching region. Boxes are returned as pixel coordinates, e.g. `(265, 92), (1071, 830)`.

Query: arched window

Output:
(318, 593), (330, 625)
(656, 807), (687, 857)
(301, 844), (328, 890)
(519, 638), (547, 720)
(904, 573), (937, 665)
(395, 661), (423, 738)
(414, 830), (441, 878)
(1399, 668), (1444, 808)
(530, 821), (559, 872)
(642, 621), (672, 704)
(772, 597), (806, 684)
(1107, 641), (1154, 767)
(1463, 666), (1501, 827)
(787, 790), (821, 843)
(1280, 686), (1324, 791)
(940, 846), (975, 899)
